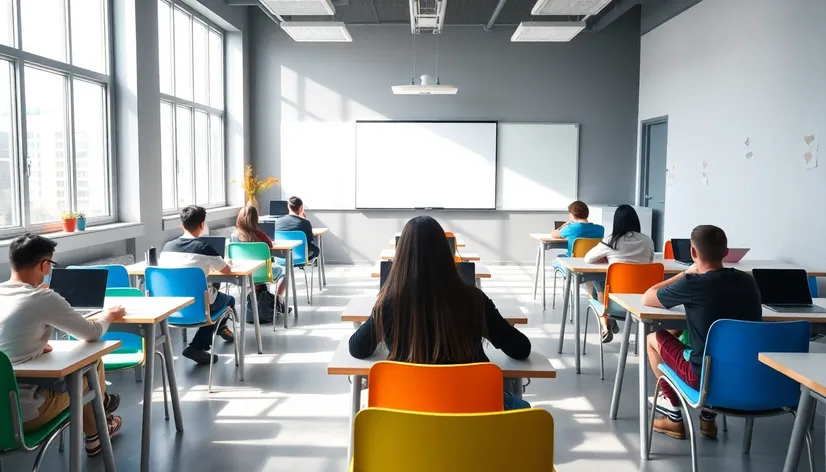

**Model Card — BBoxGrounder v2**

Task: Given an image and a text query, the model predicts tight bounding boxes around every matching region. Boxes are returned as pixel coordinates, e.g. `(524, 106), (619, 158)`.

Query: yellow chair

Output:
(350, 408), (555, 472)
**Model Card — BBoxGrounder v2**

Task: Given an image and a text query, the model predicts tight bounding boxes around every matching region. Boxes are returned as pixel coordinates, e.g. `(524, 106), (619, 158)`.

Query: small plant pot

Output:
(62, 218), (77, 232)
(76, 217), (87, 231)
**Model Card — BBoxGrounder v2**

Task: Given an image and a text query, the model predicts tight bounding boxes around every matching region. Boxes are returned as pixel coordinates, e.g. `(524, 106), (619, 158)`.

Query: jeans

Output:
(504, 390), (531, 410)
(190, 291), (236, 350)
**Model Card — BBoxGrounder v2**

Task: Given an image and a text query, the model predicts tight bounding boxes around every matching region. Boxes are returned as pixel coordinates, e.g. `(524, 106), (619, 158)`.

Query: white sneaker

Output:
(649, 393), (681, 417)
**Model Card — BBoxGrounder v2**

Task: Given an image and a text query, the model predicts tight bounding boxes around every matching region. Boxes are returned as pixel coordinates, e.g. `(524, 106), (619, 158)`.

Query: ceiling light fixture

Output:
(280, 21), (353, 42)
(262, 0), (336, 16)
(392, 32), (457, 95)
(531, 0), (612, 16)
(511, 22), (586, 42)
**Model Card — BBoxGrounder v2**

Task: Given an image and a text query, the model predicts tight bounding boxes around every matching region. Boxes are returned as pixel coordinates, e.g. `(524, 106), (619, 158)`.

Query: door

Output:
(640, 118), (668, 250)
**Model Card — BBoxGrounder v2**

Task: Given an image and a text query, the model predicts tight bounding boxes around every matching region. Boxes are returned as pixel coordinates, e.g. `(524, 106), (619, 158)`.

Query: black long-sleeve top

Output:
(348, 289), (531, 362)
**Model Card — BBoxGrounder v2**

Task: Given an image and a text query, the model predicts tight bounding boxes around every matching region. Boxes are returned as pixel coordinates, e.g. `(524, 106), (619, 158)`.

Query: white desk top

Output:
(557, 257), (823, 276)
(340, 296), (528, 325)
(271, 240), (302, 250)
(13, 340), (122, 378)
(103, 296), (194, 324)
(370, 263), (492, 279)
(379, 248), (481, 262)
(609, 293), (826, 323)
(126, 259), (265, 276)
(529, 233), (567, 243)
(759, 353), (826, 398)
(388, 236), (466, 248)
(327, 338), (556, 379)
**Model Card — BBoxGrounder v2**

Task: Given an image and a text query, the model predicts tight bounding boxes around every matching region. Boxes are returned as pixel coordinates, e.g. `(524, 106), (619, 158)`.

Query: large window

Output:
(0, 0), (113, 233)
(158, 0), (225, 212)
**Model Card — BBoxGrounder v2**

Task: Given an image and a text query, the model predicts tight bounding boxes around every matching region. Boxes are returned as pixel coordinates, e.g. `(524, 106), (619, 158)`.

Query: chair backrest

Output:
(0, 351), (22, 451)
(227, 242), (272, 284)
(67, 264), (130, 288)
(269, 200), (288, 216)
(663, 240), (674, 259)
(601, 263), (665, 315)
(274, 230), (308, 266)
(703, 319), (810, 410)
(144, 267), (211, 325)
(102, 287), (145, 353)
(368, 361), (503, 413)
(571, 238), (601, 257)
(352, 408), (554, 472)
(379, 261), (392, 289)
(809, 276), (819, 298)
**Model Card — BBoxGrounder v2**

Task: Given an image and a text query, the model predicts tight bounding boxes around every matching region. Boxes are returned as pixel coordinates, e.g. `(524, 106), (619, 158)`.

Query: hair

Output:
(9, 234), (58, 270)
(235, 206), (261, 242)
(374, 216), (487, 364)
(602, 204), (642, 249)
(690, 225), (728, 262)
(288, 196), (303, 214)
(568, 200), (589, 219)
(180, 205), (207, 232)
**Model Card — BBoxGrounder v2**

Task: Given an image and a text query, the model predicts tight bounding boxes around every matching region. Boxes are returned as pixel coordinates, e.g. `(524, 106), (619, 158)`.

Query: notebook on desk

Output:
(753, 268), (826, 314)
(49, 268), (108, 318)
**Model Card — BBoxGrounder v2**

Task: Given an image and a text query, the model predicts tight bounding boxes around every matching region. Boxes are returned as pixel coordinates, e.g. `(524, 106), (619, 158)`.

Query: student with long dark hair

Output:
(584, 204), (654, 342)
(231, 205), (288, 314)
(348, 216), (532, 410)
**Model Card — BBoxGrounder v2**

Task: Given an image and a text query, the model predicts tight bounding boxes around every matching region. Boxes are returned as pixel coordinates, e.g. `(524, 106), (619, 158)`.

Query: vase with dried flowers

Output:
(236, 165), (279, 210)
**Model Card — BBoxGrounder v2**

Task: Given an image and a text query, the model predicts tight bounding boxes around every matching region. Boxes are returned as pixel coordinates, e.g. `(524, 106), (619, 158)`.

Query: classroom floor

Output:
(7, 264), (823, 472)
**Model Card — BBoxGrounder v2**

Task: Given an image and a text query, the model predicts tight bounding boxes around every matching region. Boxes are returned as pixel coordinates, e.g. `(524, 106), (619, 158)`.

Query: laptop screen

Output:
(259, 222), (275, 240)
(270, 200), (288, 216)
(457, 262), (476, 286)
(554, 221), (566, 230)
(671, 238), (692, 263)
(446, 236), (456, 255)
(50, 268), (108, 309)
(379, 261), (393, 289)
(753, 269), (813, 305)
(200, 236), (226, 258)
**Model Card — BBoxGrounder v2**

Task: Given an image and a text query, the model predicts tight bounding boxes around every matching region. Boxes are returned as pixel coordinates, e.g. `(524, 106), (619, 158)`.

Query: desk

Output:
(126, 260), (266, 381)
(370, 262), (492, 288)
(271, 239), (302, 327)
(313, 228), (329, 287)
(327, 337), (556, 459)
(608, 294), (826, 461)
(14, 340), (121, 472)
(759, 353), (826, 472)
(341, 296), (528, 326)
(388, 235), (466, 247)
(379, 248), (481, 262)
(105, 296), (193, 472)
(529, 233), (567, 311)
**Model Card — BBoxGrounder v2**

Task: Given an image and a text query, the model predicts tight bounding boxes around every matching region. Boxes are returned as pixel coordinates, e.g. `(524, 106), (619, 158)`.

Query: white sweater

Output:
(0, 282), (110, 422)
(583, 232), (655, 264)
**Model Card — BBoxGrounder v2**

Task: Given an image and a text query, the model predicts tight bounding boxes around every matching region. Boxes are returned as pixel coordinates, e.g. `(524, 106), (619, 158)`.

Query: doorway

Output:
(640, 117), (668, 250)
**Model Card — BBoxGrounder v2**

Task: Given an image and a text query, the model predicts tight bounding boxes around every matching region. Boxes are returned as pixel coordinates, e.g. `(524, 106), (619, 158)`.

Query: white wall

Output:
(638, 0), (826, 267)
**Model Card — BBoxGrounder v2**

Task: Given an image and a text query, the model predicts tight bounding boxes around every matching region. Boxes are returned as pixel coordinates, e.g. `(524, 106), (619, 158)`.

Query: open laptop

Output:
(49, 268), (108, 317)
(753, 268), (826, 313)
(259, 221), (275, 240)
(554, 221), (566, 230)
(670, 238), (693, 265)
(269, 200), (288, 217)
(722, 247), (750, 263)
(446, 236), (457, 256)
(200, 236), (226, 258)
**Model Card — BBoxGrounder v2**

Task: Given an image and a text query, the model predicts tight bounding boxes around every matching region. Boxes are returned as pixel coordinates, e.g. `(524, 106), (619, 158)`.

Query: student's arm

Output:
(583, 240), (610, 264)
(641, 268), (695, 308)
(44, 291), (118, 341)
(551, 222), (569, 239)
(348, 314), (378, 358)
(483, 295), (531, 360)
(202, 243), (233, 275)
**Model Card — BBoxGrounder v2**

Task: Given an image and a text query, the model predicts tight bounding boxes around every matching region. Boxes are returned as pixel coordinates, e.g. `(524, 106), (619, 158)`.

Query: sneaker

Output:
(85, 415), (122, 457)
(276, 296), (293, 315)
(649, 392), (682, 419)
(700, 417), (718, 439)
(182, 346), (219, 365)
(218, 326), (235, 343)
(653, 415), (686, 440)
(103, 393), (120, 415)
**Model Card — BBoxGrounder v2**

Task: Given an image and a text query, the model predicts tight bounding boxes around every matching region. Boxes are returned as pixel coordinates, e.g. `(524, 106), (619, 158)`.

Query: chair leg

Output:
(182, 329), (187, 344)
(208, 322), (223, 394)
(805, 430), (815, 472)
(58, 431), (64, 453)
(551, 271), (558, 308)
(303, 269), (310, 304)
(597, 316), (605, 381)
(134, 365), (143, 383)
(680, 397), (699, 472)
(647, 378), (662, 458)
(533, 245), (541, 300)
(722, 415), (728, 432)
(309, 264), (315, 305)
(156, 352), (169, 421)
(230, 313), (240, 367)
(742, 417), (754, 454)
(583, 306), (590, 355)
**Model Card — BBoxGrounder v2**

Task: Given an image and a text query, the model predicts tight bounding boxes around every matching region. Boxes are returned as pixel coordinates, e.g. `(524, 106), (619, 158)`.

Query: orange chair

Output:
(583, 262), (665, 379)
(368, 361), (504, 413)
(663, 240), (674, 260)
(552, 237), (602, 312)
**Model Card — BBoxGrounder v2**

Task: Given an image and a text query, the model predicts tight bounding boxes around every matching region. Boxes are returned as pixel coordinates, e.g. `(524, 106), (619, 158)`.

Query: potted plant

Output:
(238, 165), (279, 210)
(61, 211), (78, 232)
(76, 211), (87, 231)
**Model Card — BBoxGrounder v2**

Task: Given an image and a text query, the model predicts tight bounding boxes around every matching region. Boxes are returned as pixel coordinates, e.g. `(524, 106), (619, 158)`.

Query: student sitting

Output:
(641, 225), (762, 440)
(551, 200), (605, 256)
(348, 216), (532, 410)
(0, 234), (126, 456)
(584, 204), (655, 343)
(273, 196), (319, 260)
(160, 205), (235, 365)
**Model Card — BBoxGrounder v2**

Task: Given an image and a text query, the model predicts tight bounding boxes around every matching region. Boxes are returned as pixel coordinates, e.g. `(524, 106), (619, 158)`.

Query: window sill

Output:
(162, 205), (242, 232)
(0, 222), (145, 263)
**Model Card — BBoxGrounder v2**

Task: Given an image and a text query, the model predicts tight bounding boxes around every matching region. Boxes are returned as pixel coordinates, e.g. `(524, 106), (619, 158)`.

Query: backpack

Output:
(246, 285), (275, 324)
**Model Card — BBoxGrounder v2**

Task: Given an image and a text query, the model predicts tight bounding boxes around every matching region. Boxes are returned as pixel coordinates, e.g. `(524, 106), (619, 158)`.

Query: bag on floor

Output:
(246, 286), (275, 324)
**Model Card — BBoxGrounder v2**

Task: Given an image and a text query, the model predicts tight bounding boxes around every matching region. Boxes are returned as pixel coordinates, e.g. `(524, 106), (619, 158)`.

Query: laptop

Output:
(269, 200), (288, 217)
(379, 261), (393, 289)
(554, 221), (566, 230)
(446, 236), (457, 256)
(753, 268), (826, 313)
(722, 247), (750, 263)
(457, 262), (476, 286)
(200, 236), (226, 258)
(671, 238), (693, 265)
(49, 268), (108, 317)
(259, 221), (275, 240)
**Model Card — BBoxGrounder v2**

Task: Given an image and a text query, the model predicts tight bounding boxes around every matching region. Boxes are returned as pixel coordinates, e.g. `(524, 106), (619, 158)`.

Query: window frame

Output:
(159, 0), (225, 214)
(0, 0), (116, 237)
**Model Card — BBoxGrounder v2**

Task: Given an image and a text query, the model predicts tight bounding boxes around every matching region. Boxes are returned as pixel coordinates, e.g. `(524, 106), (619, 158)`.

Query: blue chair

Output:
(808, 276), (819, 298)
(648, 320), (814, 472)
(274, 230), (318, 305)
(66, 264), (130, 288)
(144, 267), (238, 393)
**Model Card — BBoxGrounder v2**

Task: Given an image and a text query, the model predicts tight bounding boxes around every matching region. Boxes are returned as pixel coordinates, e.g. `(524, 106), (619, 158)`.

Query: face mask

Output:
(41, 264), (53, 287)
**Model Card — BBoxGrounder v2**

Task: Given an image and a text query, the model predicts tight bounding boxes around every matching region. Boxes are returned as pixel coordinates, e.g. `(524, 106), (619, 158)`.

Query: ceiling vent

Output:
(531, 0), (612, 16)
(262, 0), (336, 16)
(280, 21), (353, 42)
(392, 75), (457, 95)
(511, 22), (586, 42)
(409, 0), (448, 34)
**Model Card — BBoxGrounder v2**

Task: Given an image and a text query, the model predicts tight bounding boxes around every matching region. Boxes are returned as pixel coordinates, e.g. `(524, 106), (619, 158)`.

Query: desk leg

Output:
(249, 274), (263, 354)
(87, 363), (116, 472)
(140, 323), (157, 472)
(238, 276), (247, 381)
(289, 251), (298, 320)
(638, 321), (650, 460)
(159, 320), (184, 431)
(541, 244), (547, 310)
(319, 235), (327, 287)
(609, 313), (633, 420)
(573, 273), (582, 375)
(67, 371), (83, 472)
(533, 243), (541, 299)
(347, 374), (365, 461)
(557, 271), (572, 355)
(278, 251), (290, 331)
(783, 387), (815, 472)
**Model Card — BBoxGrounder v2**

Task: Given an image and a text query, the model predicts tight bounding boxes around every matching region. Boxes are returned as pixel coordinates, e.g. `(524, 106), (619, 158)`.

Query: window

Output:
(159, 0), (225, 212)
(0, 0), (113, 234)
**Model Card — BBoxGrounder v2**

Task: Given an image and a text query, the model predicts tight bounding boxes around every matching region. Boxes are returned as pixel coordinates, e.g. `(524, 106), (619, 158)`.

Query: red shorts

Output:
(655, 330), (699, 389)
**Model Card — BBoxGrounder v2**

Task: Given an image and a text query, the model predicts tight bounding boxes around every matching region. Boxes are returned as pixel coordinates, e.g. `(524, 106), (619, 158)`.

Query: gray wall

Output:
(249, 10), (642, 263)
(640, 0), (704, 34)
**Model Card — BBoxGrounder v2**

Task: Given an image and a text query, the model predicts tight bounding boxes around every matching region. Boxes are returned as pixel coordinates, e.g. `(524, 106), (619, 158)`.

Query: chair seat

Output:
(169, 306), (231, 327)
(659, 363), (700, 405)
(23, 409), (70, 448)
(103, 349), (144, 371)
(588, 299), (627, 320)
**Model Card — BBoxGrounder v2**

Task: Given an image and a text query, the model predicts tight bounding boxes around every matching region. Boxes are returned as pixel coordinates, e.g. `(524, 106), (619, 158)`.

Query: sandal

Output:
(85, 415), (123, 457)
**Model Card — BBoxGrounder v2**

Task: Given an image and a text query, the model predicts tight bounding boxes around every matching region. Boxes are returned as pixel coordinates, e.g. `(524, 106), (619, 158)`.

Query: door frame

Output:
(638, 116), (669, 207)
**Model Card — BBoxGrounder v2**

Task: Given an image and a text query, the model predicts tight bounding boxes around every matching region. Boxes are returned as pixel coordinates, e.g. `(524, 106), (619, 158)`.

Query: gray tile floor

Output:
(4, 264), (822, 472)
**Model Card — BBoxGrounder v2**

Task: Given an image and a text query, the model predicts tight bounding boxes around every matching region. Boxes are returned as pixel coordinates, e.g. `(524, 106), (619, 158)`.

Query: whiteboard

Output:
(496, 123), (579, 210)
(280, 121), (356, 210)
(355, 122), (497, 209)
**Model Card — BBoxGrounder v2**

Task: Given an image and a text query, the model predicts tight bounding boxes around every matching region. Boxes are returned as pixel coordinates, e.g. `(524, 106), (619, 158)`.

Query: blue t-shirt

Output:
(559, 222), (605, 256)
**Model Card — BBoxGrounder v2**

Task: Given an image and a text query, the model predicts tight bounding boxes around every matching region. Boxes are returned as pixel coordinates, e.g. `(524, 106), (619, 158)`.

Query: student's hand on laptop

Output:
(104, 305), (127, 321)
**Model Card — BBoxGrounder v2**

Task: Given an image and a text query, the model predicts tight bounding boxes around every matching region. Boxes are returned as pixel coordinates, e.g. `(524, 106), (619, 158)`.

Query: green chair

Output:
(0, 351), (70, 472)
(227, 242), (274, 285)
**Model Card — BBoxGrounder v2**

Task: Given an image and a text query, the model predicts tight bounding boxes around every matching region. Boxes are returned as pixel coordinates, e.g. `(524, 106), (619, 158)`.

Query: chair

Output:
(66, 264), (130, 288)
(144, 267), (238, 393)
(368, 361), (504, 413)
(227, 242), (273, 285)
(649, 319), (813, 472)
(808, 276), (819, 298)
(350, 408), (555, 472)
(551, 237), (602, 313)
(663, 240), (674, 260)
(582, 263), (665, 379)
(0, 351), (70, 472)
(274, 230), (318, 305)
